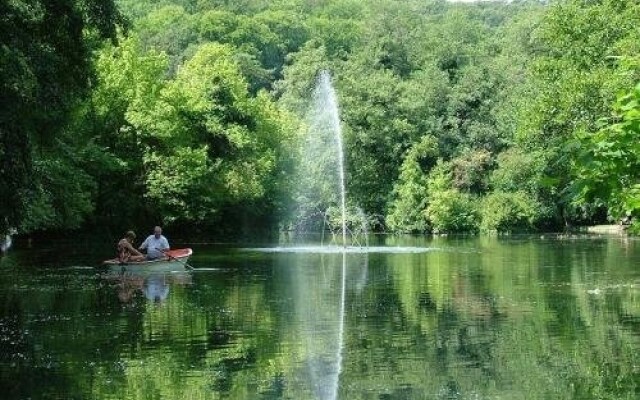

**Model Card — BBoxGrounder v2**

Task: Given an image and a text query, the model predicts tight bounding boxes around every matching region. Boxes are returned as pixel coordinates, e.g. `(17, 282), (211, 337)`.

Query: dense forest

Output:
(1, 0), (639, 237)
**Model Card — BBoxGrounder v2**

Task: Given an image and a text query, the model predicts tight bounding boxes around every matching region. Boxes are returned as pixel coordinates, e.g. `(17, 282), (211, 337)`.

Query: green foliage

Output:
(574, 76), (640, 222)
(20, 156), (96, 232)
(490, 148), (546, 194)
(386, 135), (438, 233)
(450, 149), (493, 193)
(5, 0), (639, 235)
(515, 0), (640, 226)
(143, 146), (219, 222)
(427, 190), (478, 234)
(425, 162), (479, 233)
(0, 0), (119, 234)
(134, 5), (197, 72)
(93, 35), (168, 132)
(87, 34), (169, 227)
(128, 3), (307, 90)
(480, 191), (541, 232)
(307, 12), (362, 57)
(130, 43), (292, 225)
(274, 44), (332, 116)
(535, 0), (639, 69)
(271, 1), (531, 226)
(339, 66), (418, 214)
(91, 0), (561, 234)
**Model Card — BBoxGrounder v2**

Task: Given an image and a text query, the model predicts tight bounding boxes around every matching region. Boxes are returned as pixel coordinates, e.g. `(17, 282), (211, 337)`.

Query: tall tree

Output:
(516, 0), (640, 226)
(0, 0), (120, 234)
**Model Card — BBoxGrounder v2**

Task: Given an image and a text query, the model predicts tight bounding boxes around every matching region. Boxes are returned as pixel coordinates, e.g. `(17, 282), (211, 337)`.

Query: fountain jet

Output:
(299, 70), (348, 247)
(318, 71), (348, 248)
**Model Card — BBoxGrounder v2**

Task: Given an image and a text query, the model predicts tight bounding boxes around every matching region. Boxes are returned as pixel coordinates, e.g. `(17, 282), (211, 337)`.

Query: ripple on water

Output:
(241, 246), (439, 254)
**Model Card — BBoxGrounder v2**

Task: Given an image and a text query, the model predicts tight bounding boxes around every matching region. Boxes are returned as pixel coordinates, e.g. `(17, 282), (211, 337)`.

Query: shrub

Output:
(480, 191), (541, 232)
(490, 148), (545, 194)
(386, 135), (438, 233)
(427, 189), (479, 233)
(425, 161), (479, 232)
(450, 148), (493, 193)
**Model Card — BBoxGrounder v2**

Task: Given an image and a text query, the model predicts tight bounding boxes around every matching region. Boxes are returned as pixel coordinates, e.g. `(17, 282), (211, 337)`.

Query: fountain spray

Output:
(317, 71), (347, 247)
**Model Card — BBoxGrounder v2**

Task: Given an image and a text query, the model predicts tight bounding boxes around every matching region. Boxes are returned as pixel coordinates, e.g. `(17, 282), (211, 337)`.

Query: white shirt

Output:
(140, 235), (170, 259)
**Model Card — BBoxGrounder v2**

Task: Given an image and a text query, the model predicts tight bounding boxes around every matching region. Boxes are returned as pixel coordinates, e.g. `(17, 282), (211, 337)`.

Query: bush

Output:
(427, 189), (479, 233)
(490, 148), (545, 194)
(450, 148), (493, 193)
(424, 160), (479, 233)
(480, 191), (541, 232)
(628, 220), (640, 235)
(386, 135), (438, 233)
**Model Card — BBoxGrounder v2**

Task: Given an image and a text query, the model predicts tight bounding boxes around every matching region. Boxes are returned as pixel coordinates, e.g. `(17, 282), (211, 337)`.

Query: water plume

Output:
(295, 70), (348, 246)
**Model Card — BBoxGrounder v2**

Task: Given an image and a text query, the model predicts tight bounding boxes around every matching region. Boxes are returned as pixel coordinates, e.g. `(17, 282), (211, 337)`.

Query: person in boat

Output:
(118, 231), (146, 263)
(139, 226), (170, 260)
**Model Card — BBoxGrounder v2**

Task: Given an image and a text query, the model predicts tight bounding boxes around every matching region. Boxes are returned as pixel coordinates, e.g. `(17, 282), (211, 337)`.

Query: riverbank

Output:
(586, 224), (627, 234)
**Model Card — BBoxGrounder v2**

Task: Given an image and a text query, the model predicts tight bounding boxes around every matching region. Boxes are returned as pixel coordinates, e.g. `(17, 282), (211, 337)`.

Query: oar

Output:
(157, 248), (194, 270)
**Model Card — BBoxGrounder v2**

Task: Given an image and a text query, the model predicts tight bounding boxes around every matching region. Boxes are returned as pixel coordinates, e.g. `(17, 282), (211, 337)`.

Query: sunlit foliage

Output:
(2, 0), (639, 235)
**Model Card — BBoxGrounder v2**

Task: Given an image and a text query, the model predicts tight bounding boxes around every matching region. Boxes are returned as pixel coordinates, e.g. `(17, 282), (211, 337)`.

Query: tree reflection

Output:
(0, 237), (639, 399)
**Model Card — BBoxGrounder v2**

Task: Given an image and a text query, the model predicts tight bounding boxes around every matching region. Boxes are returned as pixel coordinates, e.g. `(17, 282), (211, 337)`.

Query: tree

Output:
(515, 0), (640, 226)
(574, 76), (640, 230)
(0, 0), (119, 234)
(134, 5), (197, 74)
(85, 35), (169, 227)
(386, 135), (438, 233)
(128, 43), (294, 226)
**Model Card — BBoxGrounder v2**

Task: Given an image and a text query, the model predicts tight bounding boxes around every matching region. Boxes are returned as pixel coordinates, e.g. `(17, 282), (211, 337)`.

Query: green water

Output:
(0, 235), (639, 399)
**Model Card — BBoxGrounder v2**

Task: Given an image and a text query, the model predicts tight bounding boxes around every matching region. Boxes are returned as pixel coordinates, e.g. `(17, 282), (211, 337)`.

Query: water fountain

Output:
(314, 71), (348, 247)
(293, 71), (347, 400)
(249, 70), (435, 254)
(247, 70), (436, 400)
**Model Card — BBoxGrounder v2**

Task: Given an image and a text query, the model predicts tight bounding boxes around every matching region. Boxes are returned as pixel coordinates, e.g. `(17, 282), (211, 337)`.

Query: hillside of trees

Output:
(1, 0), (639, 237)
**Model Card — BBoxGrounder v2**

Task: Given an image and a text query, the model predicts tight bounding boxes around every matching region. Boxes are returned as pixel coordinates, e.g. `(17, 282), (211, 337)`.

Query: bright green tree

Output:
(574, 77), (640, 230)
(516, 0), (640, 226)
(386, 135), (438, 233)
(128, 43), (293, 225)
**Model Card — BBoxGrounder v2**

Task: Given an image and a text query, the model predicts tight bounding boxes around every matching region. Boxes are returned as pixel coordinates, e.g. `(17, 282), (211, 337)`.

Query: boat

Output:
(103, 248), (193, 273)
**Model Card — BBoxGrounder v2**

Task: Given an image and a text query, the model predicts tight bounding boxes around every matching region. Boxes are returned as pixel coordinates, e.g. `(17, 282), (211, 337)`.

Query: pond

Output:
(0, 235), (639, 399)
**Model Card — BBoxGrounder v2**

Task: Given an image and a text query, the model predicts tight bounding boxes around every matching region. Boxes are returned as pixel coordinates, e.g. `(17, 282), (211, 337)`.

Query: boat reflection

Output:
(102, 270), (192, 303)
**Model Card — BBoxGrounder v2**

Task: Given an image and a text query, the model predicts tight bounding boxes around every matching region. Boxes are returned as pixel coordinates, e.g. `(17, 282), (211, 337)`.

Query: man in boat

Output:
(118, 231), (146, 262)
(139, 226), (170, 260)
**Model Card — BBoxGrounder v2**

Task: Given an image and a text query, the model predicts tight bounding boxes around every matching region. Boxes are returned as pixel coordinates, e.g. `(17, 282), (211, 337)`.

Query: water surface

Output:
(1, 235), (639, 399)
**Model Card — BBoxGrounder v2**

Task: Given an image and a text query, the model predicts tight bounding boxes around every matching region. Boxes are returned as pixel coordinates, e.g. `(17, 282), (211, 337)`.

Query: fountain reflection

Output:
(283, 70), (375, 399)
(248, 245), (436, 254)
(288, 250), (373, 400)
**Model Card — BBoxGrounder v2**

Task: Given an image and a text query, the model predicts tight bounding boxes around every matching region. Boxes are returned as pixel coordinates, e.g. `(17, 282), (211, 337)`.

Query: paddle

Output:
(157, 248), (194, 270)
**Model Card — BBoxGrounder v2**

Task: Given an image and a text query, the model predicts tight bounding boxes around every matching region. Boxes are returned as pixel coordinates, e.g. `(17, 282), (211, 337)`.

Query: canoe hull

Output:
(103, 248), (192, 273)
